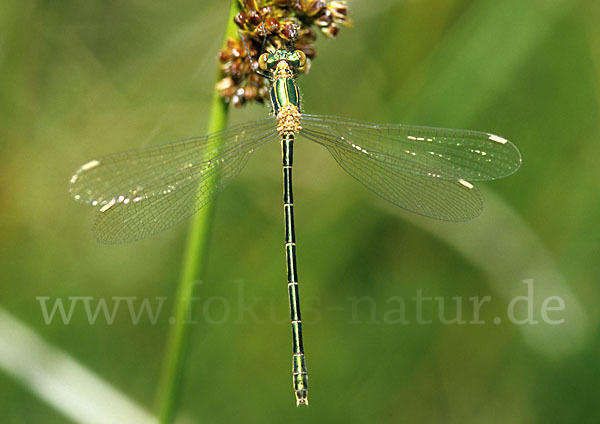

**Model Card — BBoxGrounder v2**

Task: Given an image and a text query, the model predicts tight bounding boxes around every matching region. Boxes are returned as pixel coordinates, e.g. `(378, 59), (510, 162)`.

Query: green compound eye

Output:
(290, 50), (306, 68)
(258, 52), (279, 70)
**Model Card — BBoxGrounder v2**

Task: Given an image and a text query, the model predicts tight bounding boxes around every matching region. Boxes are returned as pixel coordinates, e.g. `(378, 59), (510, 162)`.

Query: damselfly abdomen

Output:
(70, 48), (521, 406)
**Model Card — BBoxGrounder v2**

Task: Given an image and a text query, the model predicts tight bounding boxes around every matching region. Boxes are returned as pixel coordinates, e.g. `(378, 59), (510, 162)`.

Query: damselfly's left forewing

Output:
(70, 48), (521, 406)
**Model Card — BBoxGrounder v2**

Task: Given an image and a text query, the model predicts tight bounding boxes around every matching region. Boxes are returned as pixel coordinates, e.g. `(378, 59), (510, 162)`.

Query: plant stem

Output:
(156, 2), (240, 422)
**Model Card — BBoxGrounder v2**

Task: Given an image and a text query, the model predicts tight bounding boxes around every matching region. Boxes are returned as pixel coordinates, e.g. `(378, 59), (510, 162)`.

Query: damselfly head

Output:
(259, 49), (307, 72)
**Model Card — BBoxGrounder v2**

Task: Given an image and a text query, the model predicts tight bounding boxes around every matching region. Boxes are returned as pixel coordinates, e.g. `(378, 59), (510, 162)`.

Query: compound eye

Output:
(258, 53), (269, 71)
(295, 50), (307, 68)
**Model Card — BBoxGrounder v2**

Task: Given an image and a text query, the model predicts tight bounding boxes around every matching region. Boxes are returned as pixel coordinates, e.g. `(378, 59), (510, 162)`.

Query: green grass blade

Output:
(156, 2), (240, 422)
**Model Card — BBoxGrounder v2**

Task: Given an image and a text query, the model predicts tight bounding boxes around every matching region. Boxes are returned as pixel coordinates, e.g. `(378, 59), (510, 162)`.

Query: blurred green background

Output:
(1, 0), (599, 423)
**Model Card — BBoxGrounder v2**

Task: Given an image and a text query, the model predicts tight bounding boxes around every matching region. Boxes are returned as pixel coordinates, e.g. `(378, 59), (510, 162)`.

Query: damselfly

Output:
(69, 48), (521, 405)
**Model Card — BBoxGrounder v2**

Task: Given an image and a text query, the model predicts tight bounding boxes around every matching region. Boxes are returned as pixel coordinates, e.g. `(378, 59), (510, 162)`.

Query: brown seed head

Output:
(216, 0), (351, 107)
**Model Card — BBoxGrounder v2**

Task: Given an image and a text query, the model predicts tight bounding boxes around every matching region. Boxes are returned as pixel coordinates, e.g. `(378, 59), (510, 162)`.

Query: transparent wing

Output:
(321, 139), (483, 220)
(299, 115), (519, 221)
(70, 118), (278, 243)
(301, 114), (521, 181)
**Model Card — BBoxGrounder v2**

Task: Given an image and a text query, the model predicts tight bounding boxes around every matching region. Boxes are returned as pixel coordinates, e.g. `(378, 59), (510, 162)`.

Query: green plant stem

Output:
(156, 2), (240, 423)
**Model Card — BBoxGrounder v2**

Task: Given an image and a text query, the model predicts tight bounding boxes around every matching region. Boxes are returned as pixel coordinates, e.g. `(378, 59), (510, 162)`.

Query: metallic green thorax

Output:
(271, 78), (301, 116)
(266, 50), (302, 117)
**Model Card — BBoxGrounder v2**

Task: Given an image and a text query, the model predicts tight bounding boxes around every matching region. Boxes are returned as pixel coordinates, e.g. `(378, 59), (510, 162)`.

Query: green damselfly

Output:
(70, 48), (521, 406)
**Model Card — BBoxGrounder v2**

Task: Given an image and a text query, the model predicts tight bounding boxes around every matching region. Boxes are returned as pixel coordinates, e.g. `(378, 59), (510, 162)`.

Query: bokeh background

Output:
(1, 0), (599, 423)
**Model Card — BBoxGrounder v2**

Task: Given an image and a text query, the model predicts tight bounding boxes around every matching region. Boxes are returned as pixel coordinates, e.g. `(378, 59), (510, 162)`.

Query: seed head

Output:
(217, 0), (351, 107)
